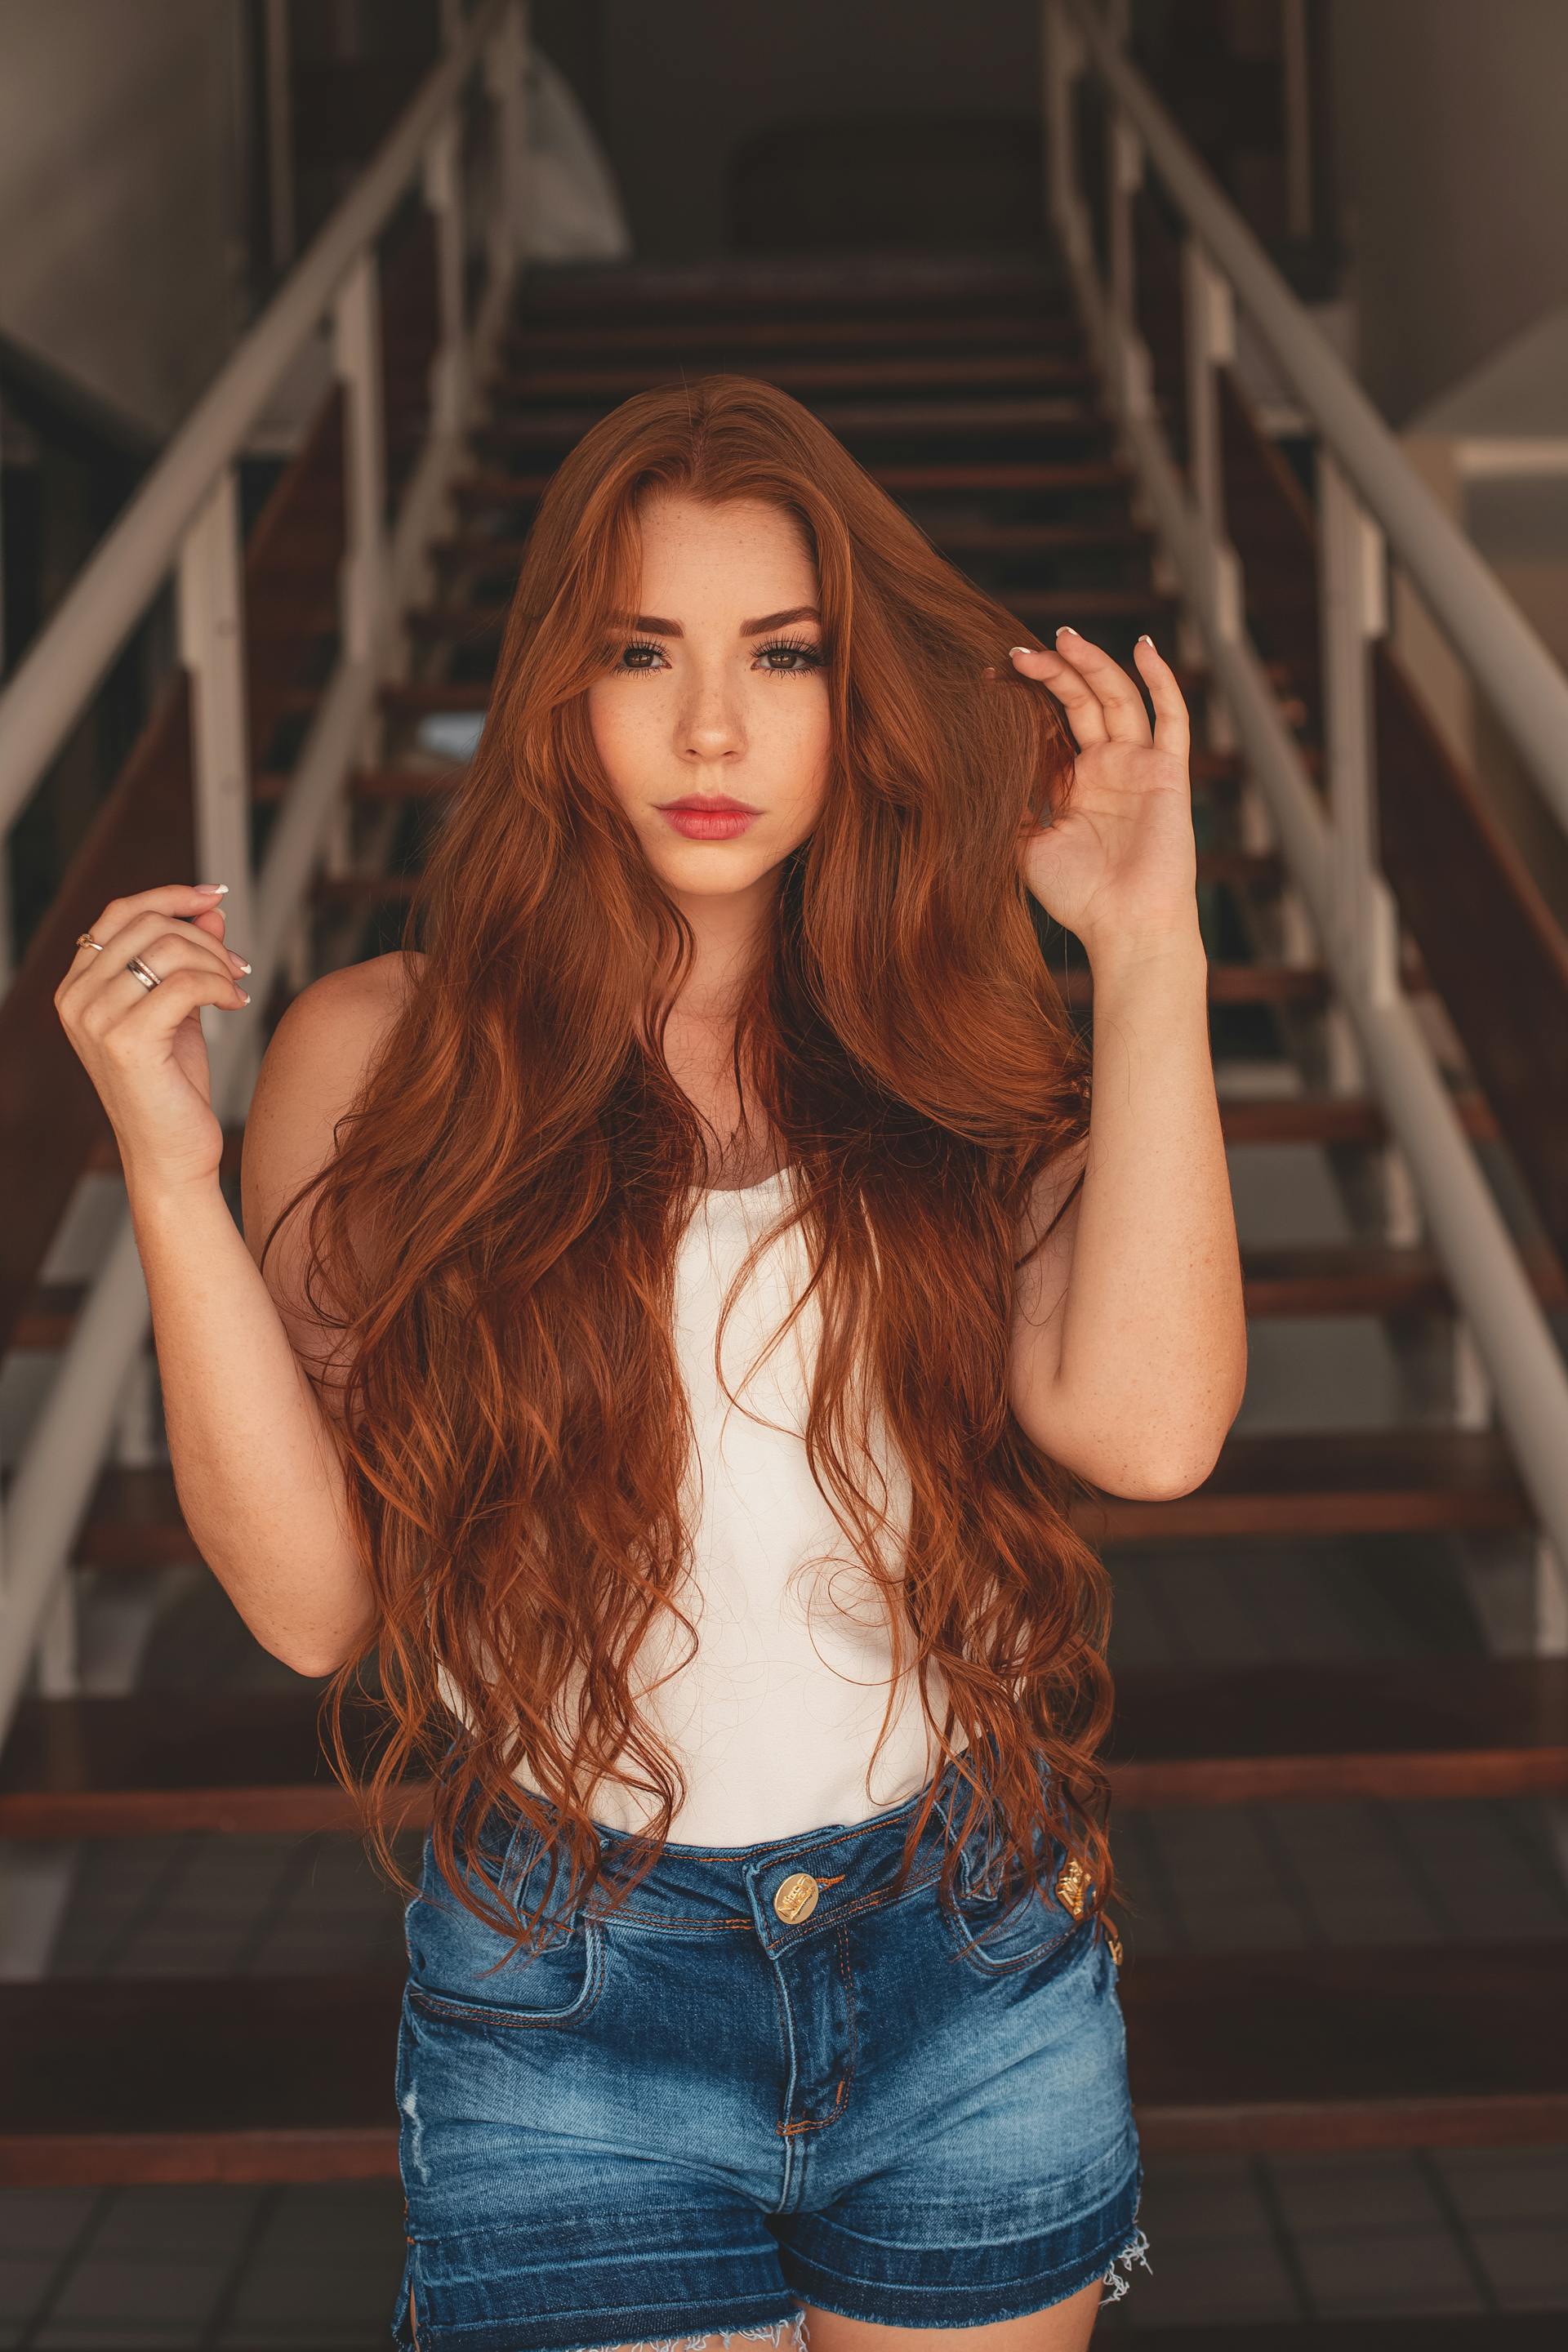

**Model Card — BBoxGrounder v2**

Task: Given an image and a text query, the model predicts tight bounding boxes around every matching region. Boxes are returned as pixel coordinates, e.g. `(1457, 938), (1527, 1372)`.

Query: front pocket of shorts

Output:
(939, 1853), (1087, 1980)
(405, 1829), (604, 2028)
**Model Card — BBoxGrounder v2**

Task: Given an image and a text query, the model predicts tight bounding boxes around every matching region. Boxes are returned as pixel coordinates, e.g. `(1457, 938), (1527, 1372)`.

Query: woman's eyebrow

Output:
(612, 604), (822, 639)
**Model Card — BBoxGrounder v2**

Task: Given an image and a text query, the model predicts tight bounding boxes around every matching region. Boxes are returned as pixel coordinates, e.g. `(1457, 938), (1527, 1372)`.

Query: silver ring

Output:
(125, 955), (162, 991)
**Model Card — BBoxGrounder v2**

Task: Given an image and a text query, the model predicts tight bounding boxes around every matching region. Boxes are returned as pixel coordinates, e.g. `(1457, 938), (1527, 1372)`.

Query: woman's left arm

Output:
(1004, 628), (1248, 1500)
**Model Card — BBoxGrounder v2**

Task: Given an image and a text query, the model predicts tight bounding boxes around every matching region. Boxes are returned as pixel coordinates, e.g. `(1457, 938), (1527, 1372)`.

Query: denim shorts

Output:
(392, 1752), (1147, 2351)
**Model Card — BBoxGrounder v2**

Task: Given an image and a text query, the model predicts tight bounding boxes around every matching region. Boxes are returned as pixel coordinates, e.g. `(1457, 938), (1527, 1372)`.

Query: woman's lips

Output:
(656, 799), (761, 840)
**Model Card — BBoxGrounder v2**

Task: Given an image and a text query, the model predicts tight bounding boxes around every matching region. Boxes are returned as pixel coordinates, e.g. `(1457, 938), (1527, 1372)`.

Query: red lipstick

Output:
(655, 793), (762, 841)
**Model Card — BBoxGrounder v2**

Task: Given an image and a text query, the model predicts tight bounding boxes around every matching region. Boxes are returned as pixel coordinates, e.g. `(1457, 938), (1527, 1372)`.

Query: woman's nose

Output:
(678, 680), (743, 759)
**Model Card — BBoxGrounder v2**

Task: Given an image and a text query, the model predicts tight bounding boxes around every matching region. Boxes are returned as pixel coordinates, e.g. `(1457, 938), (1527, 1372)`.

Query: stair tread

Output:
(5, 1657), (1567, 1834)
(6, 1940), (1564, 2182)
(491, 354), (1101, 399)
(56, 1425), (1532, 1576)
(24, 1230), (1558, 1362)
(447, 456), (1134, 509)
(1113, 2320), (1568, 2348)
(474, 395), (1110, 444)
(1109, 1655), (1568, 1803)
(1125, 1940), (1568, 2152)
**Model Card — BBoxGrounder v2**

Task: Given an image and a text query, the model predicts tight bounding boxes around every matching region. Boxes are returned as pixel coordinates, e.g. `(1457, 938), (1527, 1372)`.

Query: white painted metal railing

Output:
(1046, 0), (1568, 1633)
(0, 0), (532, 1728)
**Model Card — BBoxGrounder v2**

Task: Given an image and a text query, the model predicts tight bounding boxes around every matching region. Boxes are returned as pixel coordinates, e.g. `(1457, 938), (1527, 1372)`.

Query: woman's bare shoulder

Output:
(239, 951), (422, 1261)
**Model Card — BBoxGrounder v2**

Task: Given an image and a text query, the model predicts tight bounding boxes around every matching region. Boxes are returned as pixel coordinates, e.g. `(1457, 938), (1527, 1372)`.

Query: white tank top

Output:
(438, 1168), (948, 1845)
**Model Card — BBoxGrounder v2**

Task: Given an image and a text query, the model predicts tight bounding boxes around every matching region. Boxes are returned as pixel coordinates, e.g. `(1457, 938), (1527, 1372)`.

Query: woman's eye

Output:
(614, 639), (666, 672)
(754, 637), (824, 675)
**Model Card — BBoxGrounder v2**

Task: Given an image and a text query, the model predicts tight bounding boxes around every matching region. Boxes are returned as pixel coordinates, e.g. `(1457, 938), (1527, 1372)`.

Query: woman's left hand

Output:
(1011, 629), (1198, 962)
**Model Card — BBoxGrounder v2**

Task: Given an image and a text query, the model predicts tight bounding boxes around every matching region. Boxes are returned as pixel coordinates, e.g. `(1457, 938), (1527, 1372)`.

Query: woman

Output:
(56, 375), (1246, 2352)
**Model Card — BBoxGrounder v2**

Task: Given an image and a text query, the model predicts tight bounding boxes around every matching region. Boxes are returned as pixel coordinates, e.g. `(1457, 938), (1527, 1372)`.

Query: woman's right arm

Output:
(56, 885), (398, 1675)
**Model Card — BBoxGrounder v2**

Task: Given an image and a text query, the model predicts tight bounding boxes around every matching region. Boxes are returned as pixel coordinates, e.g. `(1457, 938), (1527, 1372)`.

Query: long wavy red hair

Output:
(263, 372), (1119, 1953)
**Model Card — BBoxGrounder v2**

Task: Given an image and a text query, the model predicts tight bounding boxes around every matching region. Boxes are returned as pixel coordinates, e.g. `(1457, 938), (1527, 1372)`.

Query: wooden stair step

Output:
(1109, 1657), (1568, 1805)
(1218, 1088), (1496, 1146)
(1087, 1426), (1533, 1542)
(502, 312), (1088, 359)
(447, 457), (1134, 510)
(470, 396), (1112, 453)
(1115, 2318), (1568, 2348)
(0, 1975), (400, 2185)
(7, 1656), (1567, 1839)
(63, 1423), (1532, 1576)
(511, 261), (1067, 318)
(1125, 1940), (1568, 2153)
(490, 352), (1102, 401)
(7, 1940), (1563, 2184)
(21, 1227), (1554, 1364)
(1240, 1237), (1567, 1316)
(0, 1690), (397, 1837)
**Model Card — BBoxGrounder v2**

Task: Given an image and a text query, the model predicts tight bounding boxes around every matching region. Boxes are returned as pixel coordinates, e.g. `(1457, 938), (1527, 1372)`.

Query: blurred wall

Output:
(550, 0), (1042, 261)
(1329, 0), (1568, 425)
(0, 0), (245, 438)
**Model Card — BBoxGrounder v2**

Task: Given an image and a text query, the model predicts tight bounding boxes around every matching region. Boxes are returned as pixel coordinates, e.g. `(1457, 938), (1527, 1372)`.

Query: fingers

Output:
(90, 964), (252, 1055)
(58, 894), (250, 1017)
(1007, 639), (1111, 748)
(61, 884), (231, 978)
(1132, 634), (1192, 767)
(96, 927), (249, 1005)
(1008, 627), (1178, 752)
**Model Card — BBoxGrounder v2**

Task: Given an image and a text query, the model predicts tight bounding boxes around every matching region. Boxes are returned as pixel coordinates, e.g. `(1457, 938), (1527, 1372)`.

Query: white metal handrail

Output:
(1045, 0), (1568, 1626)
(0, 0), (533, 1726)
(1056, 0), (1568, 844)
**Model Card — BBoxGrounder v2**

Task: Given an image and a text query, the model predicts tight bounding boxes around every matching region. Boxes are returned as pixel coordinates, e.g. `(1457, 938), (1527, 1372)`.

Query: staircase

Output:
(3, 241), (1568, 2337)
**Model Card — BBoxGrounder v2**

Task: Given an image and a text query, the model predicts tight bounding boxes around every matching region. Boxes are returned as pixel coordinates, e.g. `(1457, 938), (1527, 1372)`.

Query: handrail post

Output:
(332, 253), (390, 674)
(424, 115), (470, 444)
(1180, 234), (1241, 715)
(1317, 449), (1397, 1006)
(176, 465), (260, 1092)
(1041, 2), (1088, 274)
(330, 248), (390, 888)
(483, 0), (531, 288)
(1107, 114), (1152, 422)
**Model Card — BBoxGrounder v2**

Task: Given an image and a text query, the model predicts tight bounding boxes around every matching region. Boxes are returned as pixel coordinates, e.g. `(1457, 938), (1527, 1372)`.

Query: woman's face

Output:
(587, 491), (831, 911)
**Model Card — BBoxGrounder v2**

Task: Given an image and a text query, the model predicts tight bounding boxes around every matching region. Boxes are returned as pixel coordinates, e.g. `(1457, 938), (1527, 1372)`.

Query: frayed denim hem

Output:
(1096, 2220), (1153, 2305)
(554, 2314), (811, 2352)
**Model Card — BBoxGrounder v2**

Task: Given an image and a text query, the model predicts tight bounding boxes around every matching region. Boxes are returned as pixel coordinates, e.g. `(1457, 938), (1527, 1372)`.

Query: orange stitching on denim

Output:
(773, 1918), (859, 2140)
(777, 2069), (849, 2136)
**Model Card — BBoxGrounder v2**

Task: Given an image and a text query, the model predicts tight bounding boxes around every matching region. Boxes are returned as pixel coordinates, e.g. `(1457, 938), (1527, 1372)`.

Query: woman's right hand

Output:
(54, 884), (254, 1198)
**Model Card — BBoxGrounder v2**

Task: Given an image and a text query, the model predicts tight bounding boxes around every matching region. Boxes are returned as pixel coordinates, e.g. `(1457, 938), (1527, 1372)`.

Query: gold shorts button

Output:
(773, 1871), (820, 1923)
